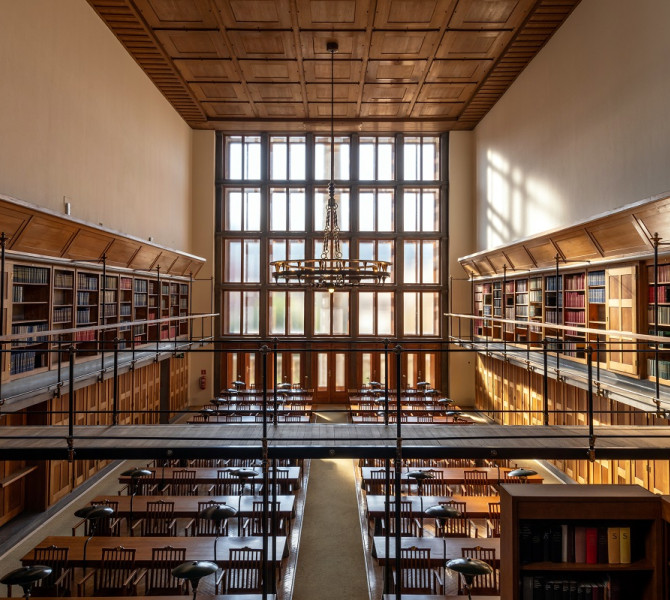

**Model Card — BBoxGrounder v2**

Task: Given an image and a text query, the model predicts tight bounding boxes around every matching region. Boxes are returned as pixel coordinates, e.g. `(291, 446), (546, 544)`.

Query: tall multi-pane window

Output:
(217, 133), (446, 383)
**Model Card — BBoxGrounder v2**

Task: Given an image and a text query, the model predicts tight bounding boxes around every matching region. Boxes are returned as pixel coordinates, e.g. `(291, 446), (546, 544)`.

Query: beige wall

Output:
(0, 0), (193, 251)
(474, 0), (670, 251)
(448, 131), (476, 404)
(189, 130), (216, 404)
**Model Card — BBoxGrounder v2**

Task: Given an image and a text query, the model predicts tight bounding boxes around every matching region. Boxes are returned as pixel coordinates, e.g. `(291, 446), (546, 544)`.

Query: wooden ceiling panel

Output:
(633, 202), (670, 242)
(300, 31), (366, 59)
(104, 238), (141, 267)
(426, 59), (493, 82)
(256, 103), (307, 118)
(417, 83), (477, 102)
(553, 230), (601, 262)
(306, 83), (361, 102)
(526, 241), (559, 267)
(449, 0), (535, 29)
(215, 0), (293, 29)
(369, 31), (439, 60)
(366, 60), (427, 83)
(154, 30), (228, 59)
(487, 253), (509, 273)
(360, 103), (410, 118)
(190, 82), (247, 102)
(436, 30), (514, 59)
(134, 0), (217, 28)
(153, 251), (179, 272)
(129, 246), (162, 271)
(411, 102), (462, 118)
(88, 0), (582, 131)
(473, 259), (495, 276)
(363, 83), (417, 103)
(227, 31), (296, 60)
(12, 217), (78, 257)
(504, 246), (535, 270)
(374, 0), (457, 28)
(239, 60), (301, 82)
(308, 103), (358, 119)
(0, 207), (31, 242)
(169, 255), (194, 276)
(247, 83), (304, 103)
(588, 219), (647, 256)
(296, 0), (370, 29)
(64, 230), (114, 261)
(173, 59), (238, 82)
(303, 60), (363, 83)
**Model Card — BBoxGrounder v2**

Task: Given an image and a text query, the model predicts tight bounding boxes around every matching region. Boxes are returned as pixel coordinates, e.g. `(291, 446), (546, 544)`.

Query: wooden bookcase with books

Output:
(500, 483), (663, 599)
(178, 282), (189, 336)
(118, 276), (133, 349)
(646, 263), (670, 382)
(75, 271), (99, 357)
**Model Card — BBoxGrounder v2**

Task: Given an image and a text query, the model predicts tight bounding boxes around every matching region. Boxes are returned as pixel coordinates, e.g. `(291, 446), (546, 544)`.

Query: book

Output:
(561, 523), (569, 562)
(574, 526), (586, 563)
(597, 527), (608, 563)
(520, 522), (533, 563)
(619, 526), (631, 563)
(585, 527), (598, 564)
(550, 525), (562, 563)
(607, 527), (620, 563)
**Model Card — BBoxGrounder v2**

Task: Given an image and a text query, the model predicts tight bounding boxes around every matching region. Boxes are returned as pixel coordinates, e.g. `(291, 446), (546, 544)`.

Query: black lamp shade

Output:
(508, 468), (537, 478)
(424, 504), (461, 519)
(1, 566), (52, 586)
(231, 469), (258, 479)
(172, 561), (218, 587)
(407, 470), (434, 481)
(200, 504), (237, 523)
(121, 467), (152, 478)
(74, 505), (114, 520)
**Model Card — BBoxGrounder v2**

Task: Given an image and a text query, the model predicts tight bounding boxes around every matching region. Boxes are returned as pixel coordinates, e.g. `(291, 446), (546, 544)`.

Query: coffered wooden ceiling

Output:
(87, 0), (581, 132)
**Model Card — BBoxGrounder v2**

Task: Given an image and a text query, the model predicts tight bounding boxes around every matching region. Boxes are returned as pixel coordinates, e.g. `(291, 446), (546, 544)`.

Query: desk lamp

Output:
(446, 557), (493, 600)
(407, 470), (434, 513)
(424, 503), (461, 585)
(120, 467), (151, 528)
(200, 504), (238, 561)
(73, 505), (115, 573)
(172, 561), (218, 600)
(1, 566), (52, 600)
(507, 467), (537, 482)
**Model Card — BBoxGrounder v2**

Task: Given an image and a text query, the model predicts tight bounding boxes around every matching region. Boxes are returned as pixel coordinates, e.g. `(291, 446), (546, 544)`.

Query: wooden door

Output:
(313, 349), (348, 404)
(606, 266), (638, 375)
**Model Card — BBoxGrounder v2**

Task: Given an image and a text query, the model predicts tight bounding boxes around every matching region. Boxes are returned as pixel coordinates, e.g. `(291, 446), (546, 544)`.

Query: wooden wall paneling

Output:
(169, 356), (189, 418)
(606, 265), (639, 375)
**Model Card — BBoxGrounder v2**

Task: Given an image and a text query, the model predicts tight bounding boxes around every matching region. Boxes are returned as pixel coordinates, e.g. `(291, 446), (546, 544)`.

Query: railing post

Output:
(0, 233), (5, 407)
(383, 339), (390, 426)
(394, 441), (402, 600)
(543, 338), (549, 426)
(394, 345), (402, 439)
(262, 439), (269, 600)
(113, 338), (119, 425)
(69, 346), (75, 439)
(273, 338), (278, 425)
(384, 455), (391, 595)
(587, 346), (595, 461)
(261, 345), (269, 440)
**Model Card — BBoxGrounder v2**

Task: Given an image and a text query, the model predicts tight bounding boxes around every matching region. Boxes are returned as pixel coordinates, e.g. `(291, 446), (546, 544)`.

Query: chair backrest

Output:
(95, 546), (136, 595)
(249, 501), (283, 535)
(487, 502), (501, 538)
(438, 501), (471, 537)
(399, 546), (433, 593)
(417, 414), (433, 423)
(146, 545), (187, 595)
(189, 458), (220, 468)
(226, 547), (263, 593)
(462, 470), (490, 496)
(90, 499), (120, 536)
(384, 500), (415, 536)
(367, 469), (388, 494)
(460, 546), (499, 594)
(144, 500), (175, 536)
(503, 469), (531, 483)
(172, 469), (197, 496)
(212, 469), (238, 495)
(422, 478), (451, 496)
(226, 414), (243, 422)
(31, 545), (70, 595)
(285, 413), (302, 422)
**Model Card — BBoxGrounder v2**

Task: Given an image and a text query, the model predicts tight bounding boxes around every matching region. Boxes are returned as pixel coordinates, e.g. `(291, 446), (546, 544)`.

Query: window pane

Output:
(426, 353), (436, 386)
(378, 138), (394, 180)
(225, 240), (241, 282)
(403, 292), (417, 335)
(227, 137), (242, 180)
(407, 353), (416, 388)
(314, 291), (330, 335)
(422, 137), (438, 181)
(403, 190), (418, 232)
(359, 191), (375, 231)
(378, 241), (394, 283)
(422, 240), (438, 284)
(362, 353), (371, 385)
(270, 136), (287, 180)
(332, 292), (349, 335)
(359, 141), (375, 180)
(359, 292), (374, 335)
(422, 189), (439, 231)
(270, 189), (287, 231)
(317, 353), (328, 389)
(378, 190), (394, 232)
(315, 189), (349, 231)
(289, 240), (305, 260)
(291, 353), (301, 385)
(243, 240), (260, 282)
(276, 354), (283, 385)
(225, 190), (242, 231)
(404, 138), (419, 180)
(288, 189), (306, 231)
(377, 292), (393, 335)
(315, 136), (350, 180)
(380, 353), (386, 384)
(269, 291), (286, 335)
(243, 291), (259, 334)
(359, 241), (374, 261)
(422, 292), (437, 335)
(269, 240), (286, 279)
(404, 241), (417, 284)
(245, 137), (261, 180)
(288, 291), (304, 334)
(289, 137), (306, 180)
(248, 354), (255, 388)
(225, 291), (241, 334)
(335, 353), (346, 391)
(244, 189), (261, 230)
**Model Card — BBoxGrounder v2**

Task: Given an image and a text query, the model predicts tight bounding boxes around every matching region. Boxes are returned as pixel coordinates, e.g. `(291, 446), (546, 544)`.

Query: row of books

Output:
(14, 265), (49, 284)
(651, 263), (670, 283)
(77, 291), (95, 305)
(519, 523), (631, 565)
(102, 305), (117, 318)
(565, 273), (586, 290)
(120, 305), (132, 316)
(648, 284), (670, 303)
(102, 290), (116, 303)
(103, 275), (118, 290)
(517, 306), (529, 317)
(564, 292), (585, 308)
(53, 307), (72, 323)
(76, 308), (94, 324)
(11, 323), (48, 344)
(134, 279), (148, 293)
(588, 288), (606, 303)
(564, 310), (586, 324)
(530, 290), (543, 302)
(530, 277), (542, 290)
(546, 310), (562, 324)
(647, 305), (670, 325)
(12, 286), (24, 302)
(516, 280), (528, 292)
(120, 277), (133, 290)
(587, 271), (606, 286)
(54, 271), (74, 288)
(134, 293), (148, 306)
(74, 330), (96, 341)
(522, 575), (620, 600)
(77, 273), (98, 290)
(646, 357), (670, 380)
(10, 350), (37, 374)
(545, 276), (562, 291)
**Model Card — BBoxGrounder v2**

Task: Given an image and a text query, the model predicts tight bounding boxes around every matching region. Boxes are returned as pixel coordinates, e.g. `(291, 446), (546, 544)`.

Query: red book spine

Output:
(585, 527), (598, 564)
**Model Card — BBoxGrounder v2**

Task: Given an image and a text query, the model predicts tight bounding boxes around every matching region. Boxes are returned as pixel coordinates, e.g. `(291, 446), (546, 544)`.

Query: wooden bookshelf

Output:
(500, 484), (663, 600)
(119, 276), (133, 349)
(133, 277), (148, 344)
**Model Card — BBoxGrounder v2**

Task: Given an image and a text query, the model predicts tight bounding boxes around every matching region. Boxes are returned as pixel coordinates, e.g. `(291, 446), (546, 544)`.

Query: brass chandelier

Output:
(270, 41), (391, 288)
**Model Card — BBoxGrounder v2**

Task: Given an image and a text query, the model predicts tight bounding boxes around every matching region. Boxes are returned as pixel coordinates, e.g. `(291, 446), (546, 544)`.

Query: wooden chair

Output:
(460, 546), (499, 595)
(131, 500), (177, 536)
(185, 500), (231, 536)
(377, 500), (421, 538)
(242, 501), (287, 536)
(436, 501), (477, 538)
(216, 547), (263, 594)
(137, 545), (188, 596)
(8, 545), (72, 597)
(393, 546), (442, 594)
(422, 477), (451, 496)
(461, 470), (492, 496)
(72, 499), (121, 536)
(118, 471), (158, 496)
(284, 413), (302, 422)
(366, 469), (388, 494)
(188, 458), (222, 468)
(486, 502), (501, 538)
(77, 546), (139, 596)
(165, 469), (198, 496)
(502, 469), (531, 483)
(417, 414), (433, 423)
(208, 469), (238, 495)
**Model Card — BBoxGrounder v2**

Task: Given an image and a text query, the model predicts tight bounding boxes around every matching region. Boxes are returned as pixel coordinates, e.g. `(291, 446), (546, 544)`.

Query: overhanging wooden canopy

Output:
(459, 192), (670, 278)
(86, 0), (581, 132)
(0, 193), (205, 277)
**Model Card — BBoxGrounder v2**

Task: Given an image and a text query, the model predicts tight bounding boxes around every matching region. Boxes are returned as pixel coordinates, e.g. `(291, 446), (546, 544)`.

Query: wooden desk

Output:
(383, 596), (499, 600)
(351, 415), (472, 424)
(92, 494), (296, 519)
(189, 414), (311, 424)
(22, 535), (288, 566)
(0, 597), (277, 600)
(361, 467), (542, 487)
(365, 495), (499, 519)
(372, 536), (500, 566)
(119, 466), (302, 490)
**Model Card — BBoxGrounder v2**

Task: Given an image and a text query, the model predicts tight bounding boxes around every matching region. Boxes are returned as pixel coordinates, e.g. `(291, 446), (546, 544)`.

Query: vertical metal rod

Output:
(262, 440), (269, 600)
(155, 266), (161, 357)
(384, 455), (390, 595)
(271, 456), (277, 594)
(273, 339), (278, 425)
(69, 346), (75, 438)
(0, 233), (5, 405)
(57, 340), (62, 393)
(394, 445), (402, 600)
(653, 234), (660, 402)
(555, 255), (561, 368)
(395, 345), (402, 439)
(543, 338), (549, 426)
(112, 338), (119, 425)
(261, 346), (268, 440)
(587, 346), (594, 442)
(384, 339), (389, 425)
(100, 254), (106, 375)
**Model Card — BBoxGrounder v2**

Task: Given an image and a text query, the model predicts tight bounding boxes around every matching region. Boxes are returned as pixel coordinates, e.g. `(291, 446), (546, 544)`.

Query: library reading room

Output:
(1, 1), (670, 599)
